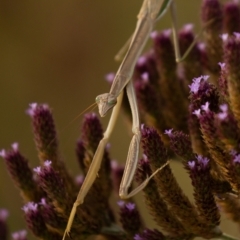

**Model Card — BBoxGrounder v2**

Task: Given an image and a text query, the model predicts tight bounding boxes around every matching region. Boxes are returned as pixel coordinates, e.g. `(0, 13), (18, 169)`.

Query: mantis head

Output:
(95, 93), (117, 117)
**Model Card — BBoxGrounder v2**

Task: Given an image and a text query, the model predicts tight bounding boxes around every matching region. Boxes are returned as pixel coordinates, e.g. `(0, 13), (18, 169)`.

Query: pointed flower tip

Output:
(0, 209), (9, 220)
(12, 230), (27, 240)
(22, 202), (38, 213)
(26, 103), (50, 117)
(105, 72), (115, 84)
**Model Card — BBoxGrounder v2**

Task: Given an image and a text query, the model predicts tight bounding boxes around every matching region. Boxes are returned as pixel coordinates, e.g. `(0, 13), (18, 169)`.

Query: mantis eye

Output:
(95, 96), (100, 103)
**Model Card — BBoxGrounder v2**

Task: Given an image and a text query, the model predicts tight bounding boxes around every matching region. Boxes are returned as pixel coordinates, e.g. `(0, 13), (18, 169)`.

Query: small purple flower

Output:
(217, 104), (229, 120)
(188, 161), (196, 169)
(193, 109), (201, 117)
(218, 62), (226, 70)
(137, 56), (147, 66)
(233, 32), (240, 40)
(134, 234), (143, 240)
(33, 166), (41, 175)
(0, 149), (6, 158)
(164, 128), (173, 136)
(117, 201), (125, 208)
(11, 143), (19, 152)
(201, 102), (210, 112)
(141, 72), (149, 82)
(105, 72), (115, 84)
(22, 202), (38, 213)
(233, 154), (240, 164)
(126, 203), (136, 211)
(43, 160), (52, 168)
(196, 155), (209, 167)
(183, 23), (194, 32)
(221, 33), (229, 42)
(0, 209), (8, 221)
(12, 230), (27, 240)
(189, 77), (201, 93)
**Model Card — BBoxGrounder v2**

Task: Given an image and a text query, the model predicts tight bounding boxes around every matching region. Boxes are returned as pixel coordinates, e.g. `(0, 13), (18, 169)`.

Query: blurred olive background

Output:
(0, 0), (239, 239)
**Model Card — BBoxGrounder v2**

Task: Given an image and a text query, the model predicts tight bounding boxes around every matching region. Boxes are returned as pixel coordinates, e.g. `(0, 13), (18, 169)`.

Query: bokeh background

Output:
(0, 0), (239, 239)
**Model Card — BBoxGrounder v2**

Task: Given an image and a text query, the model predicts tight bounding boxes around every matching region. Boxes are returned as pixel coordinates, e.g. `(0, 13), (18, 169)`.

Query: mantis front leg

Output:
(119, 80), (169, 199)
(62, 92), (123, 240)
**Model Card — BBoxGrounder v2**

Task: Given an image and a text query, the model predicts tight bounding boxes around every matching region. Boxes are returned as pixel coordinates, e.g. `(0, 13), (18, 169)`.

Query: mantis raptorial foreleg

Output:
(62, 91), (124, 240)
(119, 80), (169, 199)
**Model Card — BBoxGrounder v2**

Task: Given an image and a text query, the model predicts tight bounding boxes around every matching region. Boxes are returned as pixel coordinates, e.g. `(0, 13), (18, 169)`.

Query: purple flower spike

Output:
(223, 1), (240, 34)
(118, 201), (142, 237)
(188, 155), (220, 227)
(2, 145), (42, 202)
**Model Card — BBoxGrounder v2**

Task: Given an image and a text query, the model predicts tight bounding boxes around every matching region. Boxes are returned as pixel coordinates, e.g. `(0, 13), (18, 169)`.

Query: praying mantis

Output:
(63, 0), (202, 238)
